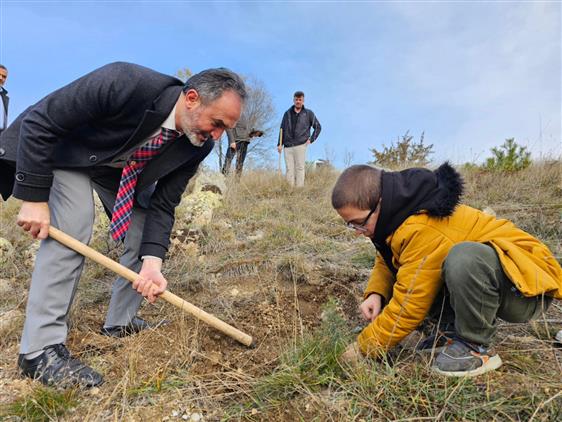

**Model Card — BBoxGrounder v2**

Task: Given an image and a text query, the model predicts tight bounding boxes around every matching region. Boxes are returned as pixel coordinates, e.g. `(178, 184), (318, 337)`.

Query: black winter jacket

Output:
(278, 106), (321, 148)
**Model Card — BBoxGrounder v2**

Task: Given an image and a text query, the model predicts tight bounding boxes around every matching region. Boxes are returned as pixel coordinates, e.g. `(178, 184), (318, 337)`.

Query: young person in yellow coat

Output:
(332, 163), (561, 377)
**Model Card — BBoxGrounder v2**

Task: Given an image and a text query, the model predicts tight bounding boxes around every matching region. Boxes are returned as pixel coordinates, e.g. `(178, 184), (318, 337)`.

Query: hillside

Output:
(1, 163), (561, 421)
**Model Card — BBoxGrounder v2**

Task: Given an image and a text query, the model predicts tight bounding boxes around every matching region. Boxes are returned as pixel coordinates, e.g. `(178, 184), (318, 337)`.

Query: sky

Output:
(0, 0), (560, 169)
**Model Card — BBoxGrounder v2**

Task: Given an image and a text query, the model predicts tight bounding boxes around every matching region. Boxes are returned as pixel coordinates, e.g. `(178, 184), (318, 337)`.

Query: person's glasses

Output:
(346, 204), (379, 232)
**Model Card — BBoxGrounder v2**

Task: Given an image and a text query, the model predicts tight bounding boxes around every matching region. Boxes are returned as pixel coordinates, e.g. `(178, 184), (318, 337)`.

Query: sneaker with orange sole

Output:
(432, 338), (502, 377)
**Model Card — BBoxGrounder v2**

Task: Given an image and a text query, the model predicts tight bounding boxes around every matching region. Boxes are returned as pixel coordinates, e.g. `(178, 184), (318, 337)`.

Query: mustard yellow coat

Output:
(357, 204), (562, 355)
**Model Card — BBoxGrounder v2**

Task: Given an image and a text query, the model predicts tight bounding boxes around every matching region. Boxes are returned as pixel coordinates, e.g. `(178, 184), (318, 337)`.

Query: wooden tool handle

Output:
(48, 226), (254, 347)
(278, 128), (283, 173)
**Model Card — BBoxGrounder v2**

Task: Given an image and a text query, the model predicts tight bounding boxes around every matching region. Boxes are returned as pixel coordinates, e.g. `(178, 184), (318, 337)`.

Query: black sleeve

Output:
(139, 163), (198, 259)
(14, 62), (140, 201)
(309, 111), (321, 143)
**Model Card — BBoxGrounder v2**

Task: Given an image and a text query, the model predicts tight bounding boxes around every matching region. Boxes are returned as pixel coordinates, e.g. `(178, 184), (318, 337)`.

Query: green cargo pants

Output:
(433, 242), (553, 346)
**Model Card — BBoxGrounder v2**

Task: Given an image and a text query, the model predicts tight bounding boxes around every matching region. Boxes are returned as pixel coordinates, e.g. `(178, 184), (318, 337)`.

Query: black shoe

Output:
(18, 344), (103, 387)
(101, 316), (161, 338)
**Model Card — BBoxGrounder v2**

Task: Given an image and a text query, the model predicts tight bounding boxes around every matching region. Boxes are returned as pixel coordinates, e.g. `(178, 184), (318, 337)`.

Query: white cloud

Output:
(385, 2), (561, 160)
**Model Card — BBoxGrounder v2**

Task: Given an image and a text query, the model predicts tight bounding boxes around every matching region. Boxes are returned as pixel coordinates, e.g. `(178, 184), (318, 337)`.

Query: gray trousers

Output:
(284, 143), (307, 187)
(20, 169), (147, 354)
(434, 242), (553, 346)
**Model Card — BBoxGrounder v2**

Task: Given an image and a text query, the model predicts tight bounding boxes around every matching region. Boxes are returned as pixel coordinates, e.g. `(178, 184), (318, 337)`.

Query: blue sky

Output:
(1, 1), (560, 168)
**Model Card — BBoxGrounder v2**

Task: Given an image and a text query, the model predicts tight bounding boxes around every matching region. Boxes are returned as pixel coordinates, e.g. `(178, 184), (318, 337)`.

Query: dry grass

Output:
(461, 160), (562, 256)
(0, 162), (561, 421)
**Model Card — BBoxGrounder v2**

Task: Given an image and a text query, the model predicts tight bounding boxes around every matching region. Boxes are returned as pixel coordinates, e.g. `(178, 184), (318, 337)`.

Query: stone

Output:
(23, 241), (40, 268)
(0, 237), (14, 267)
(176, 190), (223, 228)
(0, 278), (13, 296)
(247, 231), (264, 241)
(0, 237), (13, 250)
(190, 413), (202, 422)
(482, 207), (496, 217)
(193, 170), (226, 195)
(352, 325), (364, 334)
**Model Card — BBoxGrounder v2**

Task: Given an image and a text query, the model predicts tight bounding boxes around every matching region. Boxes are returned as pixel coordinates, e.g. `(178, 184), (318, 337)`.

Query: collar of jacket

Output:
(371, 162), (464, 273)
(0, 87), (7, 95)
(289, 105), (307, 114)
(152, 85), (182, 118)
(111, 86), (182, 160)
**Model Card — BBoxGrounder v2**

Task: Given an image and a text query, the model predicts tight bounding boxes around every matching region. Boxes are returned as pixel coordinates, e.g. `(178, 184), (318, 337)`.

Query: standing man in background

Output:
(0, 65), (9, 135)
(277, 91), (321, 187)
(221, 114), (263, 177)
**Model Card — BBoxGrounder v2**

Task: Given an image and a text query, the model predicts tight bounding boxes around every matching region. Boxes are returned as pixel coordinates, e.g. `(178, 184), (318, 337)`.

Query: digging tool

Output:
(278, 128), (283, 174)
(48, 226), (254, 347)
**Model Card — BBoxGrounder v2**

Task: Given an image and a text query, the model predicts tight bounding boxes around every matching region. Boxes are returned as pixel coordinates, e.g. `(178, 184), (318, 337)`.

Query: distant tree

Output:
(343, 149), (355, 167)
(175, 68), (276, 171)
(483, 138), (531, 172)
(242, 77), (276, 162)
(217, 75), (276, 170)
(175, 68), (192, 82)
(323, 145), (336, 165)
(370, 131), (433, 168)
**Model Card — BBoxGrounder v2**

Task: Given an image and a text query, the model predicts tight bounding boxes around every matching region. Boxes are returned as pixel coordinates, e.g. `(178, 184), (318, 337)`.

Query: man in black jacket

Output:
(0, 62), (246, 387)
(0, 64), (8, 135)
(277, 91), (321, 187)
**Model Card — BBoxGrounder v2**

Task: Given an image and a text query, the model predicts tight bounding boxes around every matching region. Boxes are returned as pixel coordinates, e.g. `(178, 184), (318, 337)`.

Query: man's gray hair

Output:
(183, 68), (247, 104)
(0, 64), (6, 70)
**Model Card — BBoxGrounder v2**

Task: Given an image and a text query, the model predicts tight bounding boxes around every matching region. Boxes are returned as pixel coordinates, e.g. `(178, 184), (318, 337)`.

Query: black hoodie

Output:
(371, 162), (464, 275)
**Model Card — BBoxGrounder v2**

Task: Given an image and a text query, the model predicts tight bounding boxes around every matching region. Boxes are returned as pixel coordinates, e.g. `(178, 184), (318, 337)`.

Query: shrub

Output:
(370, 131), (433, 169)
(484, 138), (531, 171)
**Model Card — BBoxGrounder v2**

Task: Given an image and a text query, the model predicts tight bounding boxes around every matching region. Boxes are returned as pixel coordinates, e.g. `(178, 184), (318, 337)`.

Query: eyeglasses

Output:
(346, 201), (381, 232)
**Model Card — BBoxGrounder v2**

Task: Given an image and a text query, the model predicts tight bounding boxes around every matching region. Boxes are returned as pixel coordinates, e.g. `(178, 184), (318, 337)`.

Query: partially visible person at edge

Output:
(277, 91), (321, 187)
(0, 64), (9, 135)
(0, 62), (246, 387)
(221, 114), (263, 177)
(331, 163), (561, 377)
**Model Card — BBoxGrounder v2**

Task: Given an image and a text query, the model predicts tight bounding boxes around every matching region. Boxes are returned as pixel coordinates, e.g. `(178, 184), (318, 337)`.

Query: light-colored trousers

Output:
(284, 143), (307, 187)
(20, 169), (147, 354)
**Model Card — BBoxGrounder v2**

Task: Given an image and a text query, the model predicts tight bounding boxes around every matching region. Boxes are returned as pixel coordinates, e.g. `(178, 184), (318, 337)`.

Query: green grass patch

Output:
(350, 248), (376, 268)
(248, 299), (351, 407)
(2, 386), (77, 422)
(230, 292), (562, 420)
(127, 376), (192, 397)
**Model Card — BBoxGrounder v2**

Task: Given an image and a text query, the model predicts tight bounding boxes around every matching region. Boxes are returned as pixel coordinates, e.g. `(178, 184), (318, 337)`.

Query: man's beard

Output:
(184, 129), (207, 147)
(181, 116), (208, 147)
(179, 111), (209, 147)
